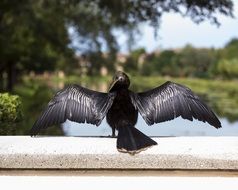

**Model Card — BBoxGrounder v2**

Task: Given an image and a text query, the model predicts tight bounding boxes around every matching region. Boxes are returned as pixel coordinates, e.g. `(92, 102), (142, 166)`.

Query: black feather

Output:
(130, 81), (221, 129)
(30, 85), (116, 136)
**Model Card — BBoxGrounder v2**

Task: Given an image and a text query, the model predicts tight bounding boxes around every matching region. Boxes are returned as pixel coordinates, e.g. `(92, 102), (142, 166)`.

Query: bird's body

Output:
(31, 71), (221, 154)
(106, 88), (138, 137)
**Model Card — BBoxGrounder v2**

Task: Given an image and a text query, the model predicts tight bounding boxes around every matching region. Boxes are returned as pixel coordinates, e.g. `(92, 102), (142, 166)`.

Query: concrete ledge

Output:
(0, 136), (238, 170)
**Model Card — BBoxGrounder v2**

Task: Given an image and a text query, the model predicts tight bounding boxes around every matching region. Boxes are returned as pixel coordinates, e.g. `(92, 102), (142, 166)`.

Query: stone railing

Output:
(1, 136), (238, 171)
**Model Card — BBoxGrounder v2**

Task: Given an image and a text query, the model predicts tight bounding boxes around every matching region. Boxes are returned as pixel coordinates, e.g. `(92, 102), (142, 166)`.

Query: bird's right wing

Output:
(130, 81), (221, 129)
(30, 84), (116, 135)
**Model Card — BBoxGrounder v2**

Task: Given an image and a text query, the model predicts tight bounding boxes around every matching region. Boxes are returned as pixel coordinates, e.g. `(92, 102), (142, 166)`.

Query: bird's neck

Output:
(110, 83), (129, 92)
(115, 88), (130, 100)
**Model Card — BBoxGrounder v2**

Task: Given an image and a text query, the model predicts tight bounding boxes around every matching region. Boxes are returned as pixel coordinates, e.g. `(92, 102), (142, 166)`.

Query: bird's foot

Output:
(108, 133), (116, 138)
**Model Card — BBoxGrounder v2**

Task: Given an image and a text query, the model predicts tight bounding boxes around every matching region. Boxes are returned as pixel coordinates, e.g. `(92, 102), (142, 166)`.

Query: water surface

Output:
(63, 115), (238, 137)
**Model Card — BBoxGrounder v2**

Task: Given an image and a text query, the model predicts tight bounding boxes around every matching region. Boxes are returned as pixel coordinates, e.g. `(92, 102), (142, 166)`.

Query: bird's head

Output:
(109, 71), (130, 92)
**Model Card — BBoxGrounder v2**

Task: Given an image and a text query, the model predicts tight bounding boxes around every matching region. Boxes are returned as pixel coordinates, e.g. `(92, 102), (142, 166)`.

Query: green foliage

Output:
(127, 38), (238, 79)
(213, 38), (238, 79)
(13, 78), (63, 135)
(175, 46), (217, 78)
(0, 93), (22, 123)
(124, 48), (146, 73)
(0, 1), (76, 91)
(0, 93), (23, 134)
(0, 1), (74, 71)
(134, 45), (218, 78)
(216, 59), (238, 79)
(156, 50), (177, 76)
(222, 38), (238, 59)
(0, 0), (234, 91)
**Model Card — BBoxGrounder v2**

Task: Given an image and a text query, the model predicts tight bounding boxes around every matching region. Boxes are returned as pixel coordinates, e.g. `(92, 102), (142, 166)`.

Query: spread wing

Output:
(30, 84), (116, 135)
(130, 81), (221, 128)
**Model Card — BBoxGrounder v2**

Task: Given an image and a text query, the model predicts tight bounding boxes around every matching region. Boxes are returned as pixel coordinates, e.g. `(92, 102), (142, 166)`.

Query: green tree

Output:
(222, 38), (238, 59)
(216, 59), (238, 79)
(140, 53), (158, 76)
(174, 45), (216, 78)
(0, 1), (74, 91)
(194, 48), (217, 78)
(213, 38), (238, 79)
(0, 0), (234, 91)
(157, 50), (177, 76)
(124, 48), (146, 73)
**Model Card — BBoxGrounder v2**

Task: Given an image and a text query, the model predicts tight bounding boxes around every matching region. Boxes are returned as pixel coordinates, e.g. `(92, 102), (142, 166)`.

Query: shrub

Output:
(0, 93), (23, 126)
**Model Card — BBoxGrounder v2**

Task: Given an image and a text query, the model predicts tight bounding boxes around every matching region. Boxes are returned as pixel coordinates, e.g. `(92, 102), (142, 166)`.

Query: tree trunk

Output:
(0, 71), (3, 92)
(6, 62), (16, 92)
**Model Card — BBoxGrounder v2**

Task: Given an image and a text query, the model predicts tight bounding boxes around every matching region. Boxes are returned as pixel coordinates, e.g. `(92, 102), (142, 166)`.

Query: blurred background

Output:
(0, 0), (238, 136)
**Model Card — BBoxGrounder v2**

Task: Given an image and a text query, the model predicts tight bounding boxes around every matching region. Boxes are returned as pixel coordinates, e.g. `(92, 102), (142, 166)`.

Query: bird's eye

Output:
(119, 76), (123, 81)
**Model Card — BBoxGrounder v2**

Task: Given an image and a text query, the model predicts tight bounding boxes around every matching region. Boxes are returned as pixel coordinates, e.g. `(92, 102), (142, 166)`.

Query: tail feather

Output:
(117, 126), (157, 155)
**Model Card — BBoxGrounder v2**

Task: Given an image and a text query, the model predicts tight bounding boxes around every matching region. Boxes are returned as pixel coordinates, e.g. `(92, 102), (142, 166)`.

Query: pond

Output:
(63, 116), (238, 137)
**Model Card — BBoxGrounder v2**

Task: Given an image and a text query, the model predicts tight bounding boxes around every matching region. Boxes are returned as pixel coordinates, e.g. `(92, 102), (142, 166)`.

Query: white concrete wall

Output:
(0, 136), (238, 170)
(1, 136), (238, 190)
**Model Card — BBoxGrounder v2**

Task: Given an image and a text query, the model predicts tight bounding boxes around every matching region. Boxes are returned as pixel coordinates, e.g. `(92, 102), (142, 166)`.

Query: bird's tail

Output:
(117, 126), (157, 155)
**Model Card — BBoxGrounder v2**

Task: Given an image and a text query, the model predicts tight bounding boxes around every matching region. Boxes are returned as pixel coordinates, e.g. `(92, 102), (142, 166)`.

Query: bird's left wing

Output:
(30, 84), (116, 135)
(130, 81), (221, 128)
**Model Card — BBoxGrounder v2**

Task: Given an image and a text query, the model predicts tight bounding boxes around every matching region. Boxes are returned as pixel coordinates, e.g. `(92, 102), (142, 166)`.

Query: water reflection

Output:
(63, 115), (238, 137)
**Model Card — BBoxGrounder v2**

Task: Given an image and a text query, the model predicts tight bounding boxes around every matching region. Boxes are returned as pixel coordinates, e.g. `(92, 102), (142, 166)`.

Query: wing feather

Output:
(30, 84), (116, 135)
(130, 81), (221, 128)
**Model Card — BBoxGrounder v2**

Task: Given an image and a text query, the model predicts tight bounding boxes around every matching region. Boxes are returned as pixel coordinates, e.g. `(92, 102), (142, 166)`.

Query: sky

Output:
(117, 1), (238, 53)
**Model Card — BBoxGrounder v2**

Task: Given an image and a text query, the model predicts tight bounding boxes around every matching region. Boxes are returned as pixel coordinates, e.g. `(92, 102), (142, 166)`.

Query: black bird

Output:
(31, 71), (222, 154)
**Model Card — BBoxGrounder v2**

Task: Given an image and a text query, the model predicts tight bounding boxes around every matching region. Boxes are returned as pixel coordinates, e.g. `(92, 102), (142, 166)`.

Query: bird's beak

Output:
(108, 78), (119, 92)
